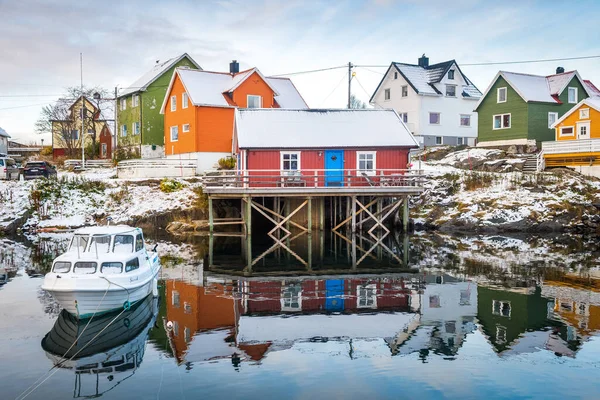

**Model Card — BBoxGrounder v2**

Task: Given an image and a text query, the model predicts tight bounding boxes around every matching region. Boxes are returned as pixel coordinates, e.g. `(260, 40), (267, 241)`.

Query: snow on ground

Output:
(429, 148), (503, 165)
(0, 180), (34, 229)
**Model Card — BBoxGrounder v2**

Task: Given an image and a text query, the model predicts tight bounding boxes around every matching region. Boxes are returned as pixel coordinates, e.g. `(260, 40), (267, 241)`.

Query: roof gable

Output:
(0, 127), (9, 138)
(120, 53), (201, 97)
(235, 109), (419, 149)
(226, 68), (279, 96)
(551, 97), (600, 128)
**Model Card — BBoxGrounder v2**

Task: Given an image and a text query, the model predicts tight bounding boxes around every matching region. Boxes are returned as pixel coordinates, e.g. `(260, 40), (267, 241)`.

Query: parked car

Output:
(0, 156), (20, 180)
(22, 161), (57, 180)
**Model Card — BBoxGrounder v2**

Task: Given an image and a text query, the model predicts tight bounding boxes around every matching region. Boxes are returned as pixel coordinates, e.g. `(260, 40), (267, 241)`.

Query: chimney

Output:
(556, 66), (565, 74)
(418, 54), (429, 68)
(230, 60), (239, 74)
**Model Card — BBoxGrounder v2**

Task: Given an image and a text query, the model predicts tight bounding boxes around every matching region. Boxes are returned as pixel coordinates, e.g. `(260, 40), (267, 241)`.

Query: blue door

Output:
(325, 150), (344, 187)
(325, 279), (345, 311)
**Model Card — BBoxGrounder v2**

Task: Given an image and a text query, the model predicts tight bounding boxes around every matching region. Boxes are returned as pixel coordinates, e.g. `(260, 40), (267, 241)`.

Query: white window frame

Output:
(170, 95), (176, 112)
(132, 94), (139, 107)
(120, 98), (127, 111)
(101, 143), (107, 156)
(448, 70), (455, 80)
(280, 151), (300, 172)
(460, 114), (471, 127)
(492, 300), (511, 317)
(247, 95), (262, 108)
(182, 92), (189, 109)
(445, 85), (456, 97)
(580, 108), (590, 119)
(356, 151), (376, 176)
(401, 85), (408, 97)
(182, 123), (190, 132)
(172, 290), (180, 307)
(497, 87), (507, 103)
(435, 136), (443, 145)
(170, 125), (178, 142)
(429, 112), (441, 125)
(568, 87), (577, 104)
(457, 137), (464, 146)
(357, 284), (377, 309)
(120, 124), (127, 137)
(548, 112), (558, 129)
(493, 113), (511, 130)
(384, 88), (391, 101)
(398, 112), (408, 123)
(132, 122), (140, 135)
(559, 126), (575, 137)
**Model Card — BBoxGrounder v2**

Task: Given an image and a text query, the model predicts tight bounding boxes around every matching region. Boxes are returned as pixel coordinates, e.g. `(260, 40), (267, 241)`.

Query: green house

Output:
(475, 69), (593, 148)
(117, 53), (201, 158)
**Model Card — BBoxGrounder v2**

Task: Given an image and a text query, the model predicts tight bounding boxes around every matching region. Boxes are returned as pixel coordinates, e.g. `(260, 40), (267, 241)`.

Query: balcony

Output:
(542, 139), (600, 155)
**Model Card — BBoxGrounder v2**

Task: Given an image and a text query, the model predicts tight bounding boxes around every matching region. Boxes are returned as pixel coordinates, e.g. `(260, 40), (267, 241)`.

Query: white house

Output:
(0, 126), (10, 155)
(370, 55), (481, 147)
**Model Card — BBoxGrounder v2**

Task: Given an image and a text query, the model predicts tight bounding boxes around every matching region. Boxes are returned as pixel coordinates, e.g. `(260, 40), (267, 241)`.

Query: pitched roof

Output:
(551, 97), (600, 128)
(584, 80), (600, 97)
(160, 68), (307, 112)
(475, 70), (592, 109)
(119, 53), (201, 97)
(370, 60), (481, 103)
(0, 127), (9, 138)
(235, 109), (419, 149)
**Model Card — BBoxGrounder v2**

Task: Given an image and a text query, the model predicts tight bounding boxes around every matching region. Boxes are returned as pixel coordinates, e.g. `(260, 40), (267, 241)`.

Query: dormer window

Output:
(247, 95), (262, 108)
(448, 70), (455, 80)
(497, 87), (507, 103)
(568, 87), (577, 104)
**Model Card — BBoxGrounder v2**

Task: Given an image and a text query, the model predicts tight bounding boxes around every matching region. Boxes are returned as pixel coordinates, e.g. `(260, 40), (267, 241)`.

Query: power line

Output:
(319, 71), (348, 107)
(0, 94), (62, 98)
(356, 66), (384, 76)
(271, 65), (347, 77)
(0, 102), (51, 111)
(352, 75), (373, 102)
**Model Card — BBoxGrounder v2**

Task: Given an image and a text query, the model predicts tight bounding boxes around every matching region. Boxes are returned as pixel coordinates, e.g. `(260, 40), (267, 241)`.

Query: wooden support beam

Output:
(403, 196), (409, 232)
(208, 196), (214, 233)
(319, 197), (325, 231)
(247, 196), (252, 236)
(333, 198), (378, 232)
(307, 197), (312, 232)
(351, 196), (357, 234)
(209, 233), (214, 266)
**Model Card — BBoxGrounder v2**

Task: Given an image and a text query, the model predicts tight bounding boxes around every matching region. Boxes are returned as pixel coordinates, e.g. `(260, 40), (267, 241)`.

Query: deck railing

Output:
(202, 169), (425, 189)
(65, 159), (113, 168)
(542, 139), (600, 155)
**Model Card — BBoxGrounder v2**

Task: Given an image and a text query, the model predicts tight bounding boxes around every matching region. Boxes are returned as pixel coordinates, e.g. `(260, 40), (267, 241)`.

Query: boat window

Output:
(69, 235), (90, 252)
(53, 261), (71, 273)
(90, 235), (111, 254)
(113, 235), (134, 253)
(101, 262), (123, 274)
(73, 262), (97, 274)
(125, 258), (139, 272)
(135, 234), (144, 252)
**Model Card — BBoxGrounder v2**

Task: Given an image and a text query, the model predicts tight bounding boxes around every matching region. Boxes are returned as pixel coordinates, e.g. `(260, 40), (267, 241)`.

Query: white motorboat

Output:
(42, 225), (160, 319)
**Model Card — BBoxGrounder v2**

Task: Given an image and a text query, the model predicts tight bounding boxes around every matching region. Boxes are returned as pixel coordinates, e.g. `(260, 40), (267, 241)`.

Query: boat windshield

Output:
(90, 235), (111, 254)
(69, 235), (90, 252)
(113, 235), (134, 254)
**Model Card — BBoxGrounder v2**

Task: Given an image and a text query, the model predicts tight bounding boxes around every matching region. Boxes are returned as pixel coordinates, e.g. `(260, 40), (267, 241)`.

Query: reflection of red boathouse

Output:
(165, 276), (414, 364)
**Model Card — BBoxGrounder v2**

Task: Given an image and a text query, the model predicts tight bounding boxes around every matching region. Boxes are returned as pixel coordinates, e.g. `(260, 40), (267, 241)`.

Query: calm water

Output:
(1, 232), (600, 400)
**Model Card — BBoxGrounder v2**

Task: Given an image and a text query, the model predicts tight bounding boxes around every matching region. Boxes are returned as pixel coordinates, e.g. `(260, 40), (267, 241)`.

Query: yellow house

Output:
(543, 97), (600, 174)
(51, 96), (113, 159)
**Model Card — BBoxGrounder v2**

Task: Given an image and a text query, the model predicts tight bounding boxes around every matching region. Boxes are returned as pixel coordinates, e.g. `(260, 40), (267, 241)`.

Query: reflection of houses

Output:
(542, 281), (600, 344)
(477, 285), (574, 356)
(391, 274), (478, 358)
(0, 126), (10, 155)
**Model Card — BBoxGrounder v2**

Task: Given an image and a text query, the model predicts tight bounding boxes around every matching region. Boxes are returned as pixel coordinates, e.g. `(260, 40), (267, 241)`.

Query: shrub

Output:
(160, 178), (184, 193)
(113, 147), (140, 164)
(193, 186), (209, 211)
(40, 146), (53, 156)
(463, 172), (495, 191)
(217, 156), (236, 170)
(109, 185), (130, 203)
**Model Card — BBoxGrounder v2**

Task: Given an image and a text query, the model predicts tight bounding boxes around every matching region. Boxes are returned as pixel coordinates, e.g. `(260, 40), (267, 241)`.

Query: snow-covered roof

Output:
(160, 68), (307, 112)
(0, 127), (9, 138)
(584, 80), (600, 97)
(74, 225), (141, 235)
(551, 96), (600, 128)
(119, 53), (201, 97)
(235, 109), (419, 149)
(476, 70), (592, 109)
(370, 60), (481, 102)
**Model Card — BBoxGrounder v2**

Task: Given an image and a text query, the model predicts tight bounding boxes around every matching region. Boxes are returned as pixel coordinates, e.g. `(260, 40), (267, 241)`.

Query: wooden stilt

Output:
(319, 197), (325, 231)
(351, 196), (357, 234)
(246, 196), (252, 236)
(307, 197), (312, 232)
(209, 233), (214, 266)
(208, 196), (214, 233)
(403, 233), (410, 267)
(403, 196), (409, 233)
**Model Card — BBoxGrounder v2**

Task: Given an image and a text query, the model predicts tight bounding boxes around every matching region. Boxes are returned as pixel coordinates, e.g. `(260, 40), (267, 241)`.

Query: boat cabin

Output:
(52, 226), (148, 275)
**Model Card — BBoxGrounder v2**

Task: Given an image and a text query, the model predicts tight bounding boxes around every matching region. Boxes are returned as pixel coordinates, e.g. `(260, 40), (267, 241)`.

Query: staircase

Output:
(522, 154), (540, 173)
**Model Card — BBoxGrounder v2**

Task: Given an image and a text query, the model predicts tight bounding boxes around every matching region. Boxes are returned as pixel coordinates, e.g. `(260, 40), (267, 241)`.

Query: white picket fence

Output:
(64, 159), (113, 169)
(117, 158), (197, 179)
(542, 138), (600, 155)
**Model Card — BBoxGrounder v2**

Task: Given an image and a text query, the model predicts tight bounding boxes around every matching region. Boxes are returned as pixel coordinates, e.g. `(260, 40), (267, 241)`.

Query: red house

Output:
(233, 109), (419, 187)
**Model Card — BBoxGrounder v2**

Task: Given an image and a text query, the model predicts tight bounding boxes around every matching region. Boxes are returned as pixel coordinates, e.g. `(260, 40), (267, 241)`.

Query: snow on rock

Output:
(432, 148), (504, 165)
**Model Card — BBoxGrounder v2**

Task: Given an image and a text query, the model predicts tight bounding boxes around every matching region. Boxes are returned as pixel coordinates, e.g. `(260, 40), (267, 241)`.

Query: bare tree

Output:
(349, 94), (367, 109)
(35, 86), (113, 158)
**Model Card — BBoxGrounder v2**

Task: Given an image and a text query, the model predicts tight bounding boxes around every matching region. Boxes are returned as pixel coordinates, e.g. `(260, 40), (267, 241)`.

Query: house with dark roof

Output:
(474, 68), (594, 148)
(117, 53), (201, 159)
(370, 55), (482, 147)
(0, 126), (9, 155)
(160, 60), (308, 171)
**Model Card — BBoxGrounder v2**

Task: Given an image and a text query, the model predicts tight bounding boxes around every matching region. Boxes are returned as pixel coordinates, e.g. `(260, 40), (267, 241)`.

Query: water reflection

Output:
(41, 294), (158, 398)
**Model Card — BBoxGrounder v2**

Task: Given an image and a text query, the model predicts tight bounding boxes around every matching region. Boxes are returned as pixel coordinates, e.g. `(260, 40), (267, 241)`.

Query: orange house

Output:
(544, 96), (600, 174)
(161, 60), (308, 171)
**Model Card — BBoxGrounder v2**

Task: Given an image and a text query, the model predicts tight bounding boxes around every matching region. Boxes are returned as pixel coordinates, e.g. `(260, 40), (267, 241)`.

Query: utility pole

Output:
(347, 62), (353, 109)
(80, 52), (85, 169)
(114, 86), (118, 157)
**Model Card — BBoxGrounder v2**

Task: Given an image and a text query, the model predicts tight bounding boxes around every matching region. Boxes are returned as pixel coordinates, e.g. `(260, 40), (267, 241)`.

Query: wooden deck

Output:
(204, 186), (423, 198)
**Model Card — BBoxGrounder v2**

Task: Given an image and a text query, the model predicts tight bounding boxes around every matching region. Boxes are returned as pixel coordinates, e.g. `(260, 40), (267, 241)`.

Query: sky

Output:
(1, 0), (600, 144)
